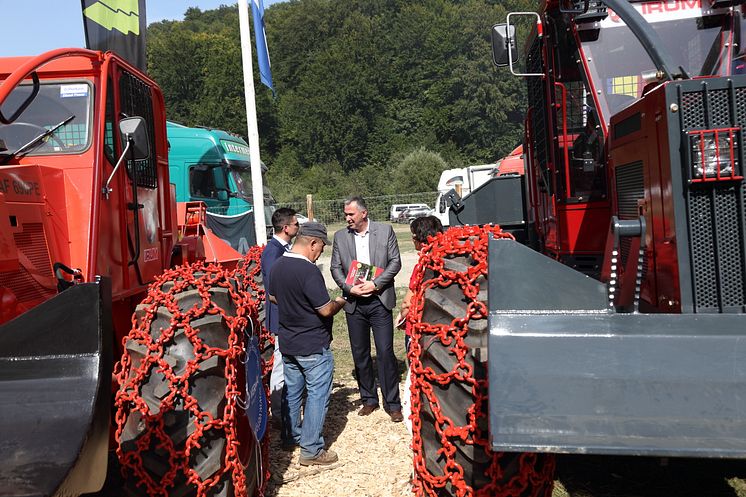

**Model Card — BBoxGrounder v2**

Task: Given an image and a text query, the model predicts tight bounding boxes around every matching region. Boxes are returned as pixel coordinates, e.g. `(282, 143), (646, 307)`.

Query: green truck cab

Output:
(167, 121), (275, 227)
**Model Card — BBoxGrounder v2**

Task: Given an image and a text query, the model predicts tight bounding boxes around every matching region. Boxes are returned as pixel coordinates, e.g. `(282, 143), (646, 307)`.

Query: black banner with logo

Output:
(81, 0), (147, 72)
(205, 210), (257, 255)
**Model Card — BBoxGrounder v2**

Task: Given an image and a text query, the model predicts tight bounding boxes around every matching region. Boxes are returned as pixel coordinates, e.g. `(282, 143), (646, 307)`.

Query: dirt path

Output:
(266, 380), (412, 497)
(262, 378), (746, 497)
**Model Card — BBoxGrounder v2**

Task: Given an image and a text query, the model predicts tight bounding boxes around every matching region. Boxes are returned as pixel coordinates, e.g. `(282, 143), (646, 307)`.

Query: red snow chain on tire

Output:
(234, 245), (274, 379)
(234, 245), (272, 491)
(114, 261), (265, 497)
(408, 224), (556, 497)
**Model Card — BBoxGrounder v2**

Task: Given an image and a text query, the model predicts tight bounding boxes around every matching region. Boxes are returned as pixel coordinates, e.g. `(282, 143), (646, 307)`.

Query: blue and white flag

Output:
(251, 0), (274, 93)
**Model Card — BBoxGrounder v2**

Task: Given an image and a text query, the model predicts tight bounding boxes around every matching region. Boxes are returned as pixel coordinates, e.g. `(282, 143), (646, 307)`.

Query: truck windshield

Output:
(579, 6), (733, 118)
(229, 166), (253, 199)
(0, 82), (92, 156)
(229, 166), (275, 205)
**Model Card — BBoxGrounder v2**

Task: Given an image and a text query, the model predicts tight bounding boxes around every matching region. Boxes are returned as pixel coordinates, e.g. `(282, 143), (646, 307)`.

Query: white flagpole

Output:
(238, 0), (267, 246)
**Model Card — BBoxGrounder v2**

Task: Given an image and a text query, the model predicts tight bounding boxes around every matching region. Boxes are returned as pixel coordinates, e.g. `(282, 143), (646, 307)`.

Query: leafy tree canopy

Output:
(147, 0), (534, 200)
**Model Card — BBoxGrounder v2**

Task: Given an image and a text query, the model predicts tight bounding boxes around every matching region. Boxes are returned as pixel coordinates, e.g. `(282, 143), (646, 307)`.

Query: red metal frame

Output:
(0, 49), (240, 330)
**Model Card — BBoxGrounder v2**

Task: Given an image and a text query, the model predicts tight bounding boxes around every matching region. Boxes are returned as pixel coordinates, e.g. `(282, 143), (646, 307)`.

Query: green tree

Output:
(392, 147), (447, 193)
(147, 0), (535, 197)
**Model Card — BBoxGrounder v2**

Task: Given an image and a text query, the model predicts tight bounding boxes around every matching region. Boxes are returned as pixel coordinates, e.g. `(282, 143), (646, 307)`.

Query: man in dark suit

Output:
(330, 196), (403, 422)
(261, 207), (298, 429)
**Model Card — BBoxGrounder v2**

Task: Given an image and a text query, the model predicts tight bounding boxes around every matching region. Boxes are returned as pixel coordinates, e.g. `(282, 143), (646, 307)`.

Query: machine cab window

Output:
(0, 81), (92, 157)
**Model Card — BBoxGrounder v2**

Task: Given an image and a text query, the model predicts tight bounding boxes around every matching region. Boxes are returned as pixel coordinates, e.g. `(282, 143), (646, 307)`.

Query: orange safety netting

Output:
(407, 224), (556, 497)
(114, 255), (270, 497)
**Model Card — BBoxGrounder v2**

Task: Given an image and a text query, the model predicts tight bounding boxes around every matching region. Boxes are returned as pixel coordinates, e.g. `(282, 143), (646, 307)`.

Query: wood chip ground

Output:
(265, 381), (412, 497)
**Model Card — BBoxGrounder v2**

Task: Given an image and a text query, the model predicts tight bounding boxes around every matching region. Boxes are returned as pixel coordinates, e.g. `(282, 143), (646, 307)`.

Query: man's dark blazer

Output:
(330, 221), (402, 312)
(261, 236), (288, 333)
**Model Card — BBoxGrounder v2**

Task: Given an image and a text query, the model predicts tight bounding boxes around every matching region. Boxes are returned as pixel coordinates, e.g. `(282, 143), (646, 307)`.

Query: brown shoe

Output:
(299, 449), (339, 466)
(388, 410), (404, 423)
(358, 404), (379, 416)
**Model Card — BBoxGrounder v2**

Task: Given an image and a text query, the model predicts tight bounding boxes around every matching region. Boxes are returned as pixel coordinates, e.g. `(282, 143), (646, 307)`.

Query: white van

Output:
(389, 203), (429, 222)
(433, 164), (495, 226)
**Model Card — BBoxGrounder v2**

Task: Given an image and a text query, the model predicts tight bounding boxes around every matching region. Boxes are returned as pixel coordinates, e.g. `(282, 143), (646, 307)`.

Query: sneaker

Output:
(299, 449), (339, 466)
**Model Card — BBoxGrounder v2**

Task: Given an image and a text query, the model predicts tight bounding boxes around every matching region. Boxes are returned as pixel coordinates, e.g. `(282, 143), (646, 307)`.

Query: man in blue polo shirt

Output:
(268, 222), (346, 466)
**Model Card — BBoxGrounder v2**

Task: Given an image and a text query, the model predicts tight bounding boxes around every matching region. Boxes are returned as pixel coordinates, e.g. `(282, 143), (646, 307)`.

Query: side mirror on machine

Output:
(103, 117), (151, 198)
(491, 24), (517, 67)
(494, 13), (544, 77)
(119, 116), (150, 161)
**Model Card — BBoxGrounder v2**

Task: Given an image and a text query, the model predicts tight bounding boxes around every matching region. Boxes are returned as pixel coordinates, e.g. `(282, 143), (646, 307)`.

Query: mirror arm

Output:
(507, 12), (545, 77)
(102, 137), (132, 199)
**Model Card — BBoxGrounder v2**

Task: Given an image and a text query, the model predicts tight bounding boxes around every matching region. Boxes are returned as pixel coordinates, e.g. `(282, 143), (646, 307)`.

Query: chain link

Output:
(407, 224), (556, 497)
(114, 248), (271, 497)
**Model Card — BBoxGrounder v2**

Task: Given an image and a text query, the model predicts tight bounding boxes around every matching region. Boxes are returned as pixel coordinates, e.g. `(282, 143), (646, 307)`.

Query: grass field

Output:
(328, 286), (409, 382)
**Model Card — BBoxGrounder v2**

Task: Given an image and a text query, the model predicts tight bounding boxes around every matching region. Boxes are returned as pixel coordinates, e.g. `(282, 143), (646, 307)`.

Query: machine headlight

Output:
(689, 129), (740, 181)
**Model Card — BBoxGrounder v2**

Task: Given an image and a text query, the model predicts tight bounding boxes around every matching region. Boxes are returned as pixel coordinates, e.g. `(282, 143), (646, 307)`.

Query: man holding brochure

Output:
(330, 196), (403, 422)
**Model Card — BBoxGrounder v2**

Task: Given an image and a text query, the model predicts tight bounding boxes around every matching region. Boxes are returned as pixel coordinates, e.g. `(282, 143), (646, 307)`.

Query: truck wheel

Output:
(409, 226), (555, 497)
(115, 265), (264, 497)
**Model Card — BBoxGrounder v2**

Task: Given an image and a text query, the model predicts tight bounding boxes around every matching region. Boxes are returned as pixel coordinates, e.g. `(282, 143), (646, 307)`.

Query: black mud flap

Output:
(0, 279), (112, 497)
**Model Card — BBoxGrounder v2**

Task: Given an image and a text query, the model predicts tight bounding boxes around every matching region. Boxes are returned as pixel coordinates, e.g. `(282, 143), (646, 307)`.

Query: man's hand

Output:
(350, 281), (376, 296)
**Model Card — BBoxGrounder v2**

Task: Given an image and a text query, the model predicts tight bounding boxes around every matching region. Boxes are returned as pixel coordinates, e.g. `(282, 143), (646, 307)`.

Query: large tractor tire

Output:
(234, 245), (273, 376)
(409, 225), (555, 497)
(115, 263), (265, 497)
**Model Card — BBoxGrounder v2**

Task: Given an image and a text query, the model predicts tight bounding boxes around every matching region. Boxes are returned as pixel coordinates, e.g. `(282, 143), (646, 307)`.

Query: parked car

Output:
(296, 214), (311, 224)
(397, 205), (432, 224)
(390, 203), (429, 222)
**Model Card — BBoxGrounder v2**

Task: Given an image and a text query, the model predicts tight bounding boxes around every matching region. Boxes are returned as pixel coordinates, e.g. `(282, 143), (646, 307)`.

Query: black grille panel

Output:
(681, 92), (705, 129)
(709, 90), (731, 127)
(688, 184), (746, 311)
(615, 161), (644, 220)
(527, 38), (549, 183)
(689, 189), (720, 310)
(120, 70), (157, 189)
(715, 185), (745, 308)
(679, 82), (746, 313)
(736, 87), (746, 124)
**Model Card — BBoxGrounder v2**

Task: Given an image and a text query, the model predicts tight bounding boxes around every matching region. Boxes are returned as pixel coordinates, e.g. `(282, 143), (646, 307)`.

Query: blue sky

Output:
(2, 1), (284, 57)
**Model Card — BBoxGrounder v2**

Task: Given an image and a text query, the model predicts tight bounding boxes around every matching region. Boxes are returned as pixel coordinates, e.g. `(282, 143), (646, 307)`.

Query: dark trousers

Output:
(346, 297), (401, 411)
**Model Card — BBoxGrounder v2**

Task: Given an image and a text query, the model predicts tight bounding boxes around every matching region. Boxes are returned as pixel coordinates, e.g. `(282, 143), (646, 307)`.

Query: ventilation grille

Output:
(679, 83), (746, 312)
(615, 161), (645, 271)
(615, 161), (644, 220)
(688, 183), (746, 312)
(0, 223), (55, 305)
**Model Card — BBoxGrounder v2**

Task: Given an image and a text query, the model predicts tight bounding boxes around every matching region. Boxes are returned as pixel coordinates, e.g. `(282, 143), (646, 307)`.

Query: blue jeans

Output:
(281, 347), (334, 459)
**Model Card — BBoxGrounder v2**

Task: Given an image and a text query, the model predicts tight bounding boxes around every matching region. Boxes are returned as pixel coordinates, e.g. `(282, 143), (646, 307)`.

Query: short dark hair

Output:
(344, 195), (368, 212)
(271, 207), (297, 231)
(410, 216), (444, 244)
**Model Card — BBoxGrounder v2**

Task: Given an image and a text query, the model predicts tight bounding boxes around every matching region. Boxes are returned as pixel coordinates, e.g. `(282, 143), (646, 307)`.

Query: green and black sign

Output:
(81, 0), (147, 72)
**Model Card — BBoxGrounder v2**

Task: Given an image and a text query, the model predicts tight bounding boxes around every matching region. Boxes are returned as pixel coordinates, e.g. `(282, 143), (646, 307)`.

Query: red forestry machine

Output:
(0, 49), (267, 497)
(408, 1), (746, 496)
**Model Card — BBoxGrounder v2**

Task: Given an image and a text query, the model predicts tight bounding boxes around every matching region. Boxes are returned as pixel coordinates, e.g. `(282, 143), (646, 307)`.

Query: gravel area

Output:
(265, 380), (412, 497)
